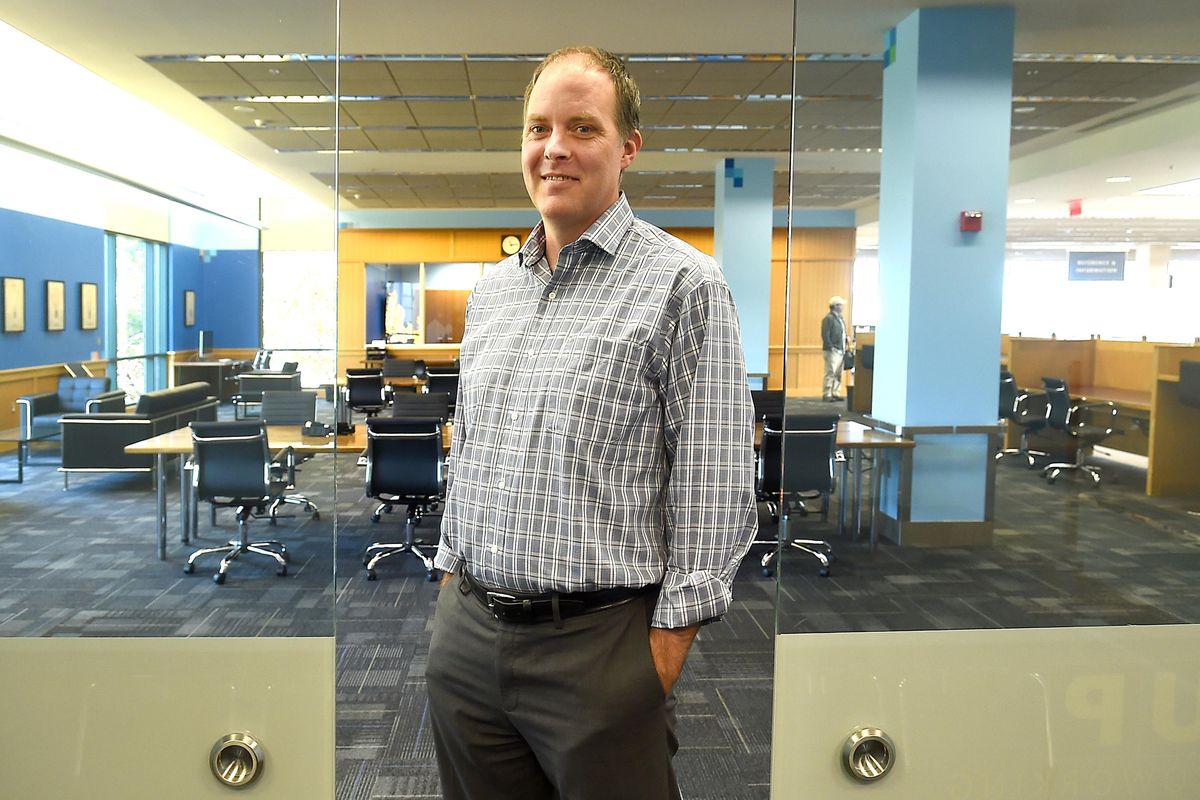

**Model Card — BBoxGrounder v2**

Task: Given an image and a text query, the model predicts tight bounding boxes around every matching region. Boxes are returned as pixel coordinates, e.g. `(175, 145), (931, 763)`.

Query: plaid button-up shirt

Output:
(436, 196), (757, 628)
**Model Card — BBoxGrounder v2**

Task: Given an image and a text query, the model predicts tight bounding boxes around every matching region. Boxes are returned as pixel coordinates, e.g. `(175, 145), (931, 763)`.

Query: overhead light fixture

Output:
(1013, 106), (1036, 114)
(1105, 175), (1132, 183)
(232, 105), (256, 113)
(1138, 177), (1200, 196)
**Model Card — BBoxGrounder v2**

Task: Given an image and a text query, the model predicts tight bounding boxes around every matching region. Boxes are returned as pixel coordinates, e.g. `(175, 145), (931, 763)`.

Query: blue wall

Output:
(169, 244), (262, 351)
(0, 207), (105, 370)
(185, 247), (260, 349)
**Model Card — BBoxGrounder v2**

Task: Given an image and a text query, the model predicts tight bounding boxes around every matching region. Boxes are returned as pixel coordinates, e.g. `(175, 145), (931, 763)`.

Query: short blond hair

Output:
(523, 47), (641, 140)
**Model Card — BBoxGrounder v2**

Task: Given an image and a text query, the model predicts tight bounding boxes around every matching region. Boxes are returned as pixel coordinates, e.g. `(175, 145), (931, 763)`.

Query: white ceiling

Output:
(1, 0), (1199, 243)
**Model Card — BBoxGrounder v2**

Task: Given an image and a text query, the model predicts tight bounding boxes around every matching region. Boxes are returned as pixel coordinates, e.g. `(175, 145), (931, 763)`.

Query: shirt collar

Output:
(517, 194), (634, 270)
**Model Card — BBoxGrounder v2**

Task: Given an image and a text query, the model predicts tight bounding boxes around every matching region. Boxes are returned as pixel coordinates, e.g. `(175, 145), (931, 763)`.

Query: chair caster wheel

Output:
(277, 565), (288, 577)
(762, 567), (774, 578)
(371, 514), (380, 523)
(426, 569), (439, 582)
(819, 567), (831, 578)
(269, 517), (277, 526)
(213, 573), (226, 585)
(384, 506), (393, 514)
(366, 569), (378, 581)
(281, 551), (291, 563)
(183, 563), (194, 575)
(312, 511), (320, 521)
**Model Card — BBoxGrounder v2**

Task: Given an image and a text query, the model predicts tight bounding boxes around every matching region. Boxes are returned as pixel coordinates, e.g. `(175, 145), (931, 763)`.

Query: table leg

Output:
(853, 449), (864, 539)
(156, 452), (167, 560)
(838, 459), (849, 536)
(179, 456), (190, 544)
(868, 447), (882, 552)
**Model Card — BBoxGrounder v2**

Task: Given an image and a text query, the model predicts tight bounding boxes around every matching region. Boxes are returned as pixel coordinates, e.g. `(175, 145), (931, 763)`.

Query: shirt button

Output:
(496, 478), (505, 489)
(488, 544), (498, 554)
(547, 290), (556, 300)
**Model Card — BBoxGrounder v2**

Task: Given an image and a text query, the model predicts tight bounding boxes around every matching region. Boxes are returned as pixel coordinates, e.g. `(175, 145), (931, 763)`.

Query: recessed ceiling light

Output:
(1105, 175), (1132, 183)
(1013, 106), (1036, 114)
(232, 105), (256, 113)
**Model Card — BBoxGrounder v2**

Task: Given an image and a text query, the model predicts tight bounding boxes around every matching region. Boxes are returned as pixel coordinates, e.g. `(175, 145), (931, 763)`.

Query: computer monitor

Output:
(198, 329), (214, 359)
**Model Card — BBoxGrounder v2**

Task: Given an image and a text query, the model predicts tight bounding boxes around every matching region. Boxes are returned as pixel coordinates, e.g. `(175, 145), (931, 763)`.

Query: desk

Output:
(126, 424), (453, 560)
(174, 361), (248, 402)
(837, 421), (915, 549)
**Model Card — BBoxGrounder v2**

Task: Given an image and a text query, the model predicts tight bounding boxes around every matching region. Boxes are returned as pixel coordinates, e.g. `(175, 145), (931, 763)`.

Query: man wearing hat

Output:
(821, 295), (849, 402)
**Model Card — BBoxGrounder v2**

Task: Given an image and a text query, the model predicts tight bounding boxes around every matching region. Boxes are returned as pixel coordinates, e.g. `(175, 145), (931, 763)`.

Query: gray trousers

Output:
(823, 348), (844, 398)
(426, 575), (679, 800)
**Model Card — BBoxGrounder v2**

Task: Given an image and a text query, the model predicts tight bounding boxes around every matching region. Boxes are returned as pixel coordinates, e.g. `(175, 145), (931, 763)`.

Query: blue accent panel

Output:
(168, 246), (202, 351)
(909, 434), (990, 521)
(364, 264), (388, 341)
(0, 207), (105, 370)
(714, 158), (774, 376)
(340, 207), (852, 231)
(198, 249), (260, 348)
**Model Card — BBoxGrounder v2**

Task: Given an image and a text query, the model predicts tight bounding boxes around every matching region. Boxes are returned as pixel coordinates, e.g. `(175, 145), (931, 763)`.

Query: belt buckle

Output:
(485, 590), (531, 621)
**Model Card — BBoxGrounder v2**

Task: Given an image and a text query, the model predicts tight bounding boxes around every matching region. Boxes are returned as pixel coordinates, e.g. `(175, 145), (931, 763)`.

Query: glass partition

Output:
(0, 1), (338, 638)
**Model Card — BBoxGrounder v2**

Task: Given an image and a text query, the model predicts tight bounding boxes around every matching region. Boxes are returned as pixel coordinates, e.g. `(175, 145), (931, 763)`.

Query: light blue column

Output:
(714, 157), (774, 376)
(875, 7), (1013, 528)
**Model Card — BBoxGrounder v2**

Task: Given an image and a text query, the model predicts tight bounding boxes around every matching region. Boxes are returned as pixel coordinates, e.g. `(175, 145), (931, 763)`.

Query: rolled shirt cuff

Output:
(433, 543), (463, 575)
(651, 568), (733, 629)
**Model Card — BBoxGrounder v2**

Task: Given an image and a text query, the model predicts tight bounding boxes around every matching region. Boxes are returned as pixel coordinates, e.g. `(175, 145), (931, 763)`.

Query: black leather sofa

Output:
(17, 377), (126, 438)
(59, 381), (218, 486)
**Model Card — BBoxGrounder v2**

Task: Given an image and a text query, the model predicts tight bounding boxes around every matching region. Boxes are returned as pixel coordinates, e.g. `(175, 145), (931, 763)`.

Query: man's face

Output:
(522, 59), (641, 238)
(833, 303), (844, 314)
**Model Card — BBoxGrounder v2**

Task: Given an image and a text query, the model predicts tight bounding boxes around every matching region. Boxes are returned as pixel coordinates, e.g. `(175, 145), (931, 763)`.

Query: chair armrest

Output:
(1070, 400), (1118, 433)
(17, 392), (61, 426)
(85, 390), (127, 413)
(271, 446), (298, 486)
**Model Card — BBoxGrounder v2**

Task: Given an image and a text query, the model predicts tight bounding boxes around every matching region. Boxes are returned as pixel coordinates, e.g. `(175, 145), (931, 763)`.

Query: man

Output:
(425, 47), (758, 800)
(821, 295), (849, 402)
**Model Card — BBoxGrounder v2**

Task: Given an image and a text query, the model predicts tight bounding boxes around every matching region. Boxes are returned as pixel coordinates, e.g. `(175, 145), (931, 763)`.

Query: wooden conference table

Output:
(835, 420), (916, 549)
(126, 423), (451, 560)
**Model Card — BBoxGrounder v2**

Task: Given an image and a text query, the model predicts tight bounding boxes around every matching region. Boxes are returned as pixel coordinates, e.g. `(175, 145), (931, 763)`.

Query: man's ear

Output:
(620, 129), (643, 170)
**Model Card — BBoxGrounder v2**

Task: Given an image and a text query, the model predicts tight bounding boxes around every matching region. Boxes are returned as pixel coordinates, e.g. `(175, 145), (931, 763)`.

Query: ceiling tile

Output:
(407, 100), (478, 126)
(481, 130), (521, 151)
(818, 62), (882, 97)
(628, 61), (703, 96)
(790, 61), (860, 96)
(423, 130), (484, 150)
(388, 60), (470, 95)
(363, 129), (430, 150)
(474, 98), (523, 127)
(340, 100), (417, 126)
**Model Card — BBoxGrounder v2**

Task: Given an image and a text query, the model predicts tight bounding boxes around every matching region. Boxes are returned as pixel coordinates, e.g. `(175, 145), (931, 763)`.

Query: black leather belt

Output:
(460, 571), (653, 624)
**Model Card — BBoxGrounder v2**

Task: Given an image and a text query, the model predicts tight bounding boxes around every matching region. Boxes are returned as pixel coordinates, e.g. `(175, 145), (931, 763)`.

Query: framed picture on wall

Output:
(46, 280), (66, 331)
(2, 276), (24, 333)
(184, 289), (196, 327)
(80, 282), (98, 331)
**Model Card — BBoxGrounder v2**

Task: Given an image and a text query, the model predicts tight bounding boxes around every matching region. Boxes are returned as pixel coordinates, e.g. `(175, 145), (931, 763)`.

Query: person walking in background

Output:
(822, 294), (848, 402)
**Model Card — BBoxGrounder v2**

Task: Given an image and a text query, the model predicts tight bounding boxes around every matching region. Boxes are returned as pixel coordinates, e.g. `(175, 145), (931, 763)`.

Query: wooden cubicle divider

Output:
(1147, 344), (1200, 497)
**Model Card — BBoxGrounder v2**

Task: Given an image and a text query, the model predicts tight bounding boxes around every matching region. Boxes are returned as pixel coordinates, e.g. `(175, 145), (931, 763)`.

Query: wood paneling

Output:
(1093, 340), (1155, 390)
(425, 289), (469, 343)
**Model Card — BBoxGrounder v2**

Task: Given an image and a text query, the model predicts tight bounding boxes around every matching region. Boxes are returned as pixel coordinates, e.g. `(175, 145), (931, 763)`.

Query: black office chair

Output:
(383, 356), (427, 380)
(251, 349), (272, 370)
(345, 368), (390, 417)
(750, 389), (784, 424)
(233, 372), (302, 419)
(362, 417), (446, 581)
(280, 361), (300, 374)
(424, 372), (459, 416)
(183, 421), (311, 584)
(755, 413), (838, 577)
(995, 370), (1049, 468)
(860, 344), (875, 370)
(1041, 377), (1118, 485)
(392, 391), (451, 423)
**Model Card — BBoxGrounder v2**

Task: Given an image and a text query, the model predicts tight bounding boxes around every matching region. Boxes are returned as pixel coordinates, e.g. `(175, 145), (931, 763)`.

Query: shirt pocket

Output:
(551, 336), (650, 445)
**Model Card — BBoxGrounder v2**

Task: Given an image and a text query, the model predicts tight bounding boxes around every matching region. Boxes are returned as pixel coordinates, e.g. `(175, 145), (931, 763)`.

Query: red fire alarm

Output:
(960, 211), (983, 232)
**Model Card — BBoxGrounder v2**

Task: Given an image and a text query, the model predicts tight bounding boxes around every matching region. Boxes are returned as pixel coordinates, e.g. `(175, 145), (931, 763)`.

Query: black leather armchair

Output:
(58, 382), (217, 486)
(345, 369), (390, 417)
(233, 372), (303, 419)
(1041, 377), (1118, 485)
(362, 417), (445, 581)
(18, 376), (125, 439)
(392, 391), (451, 423)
